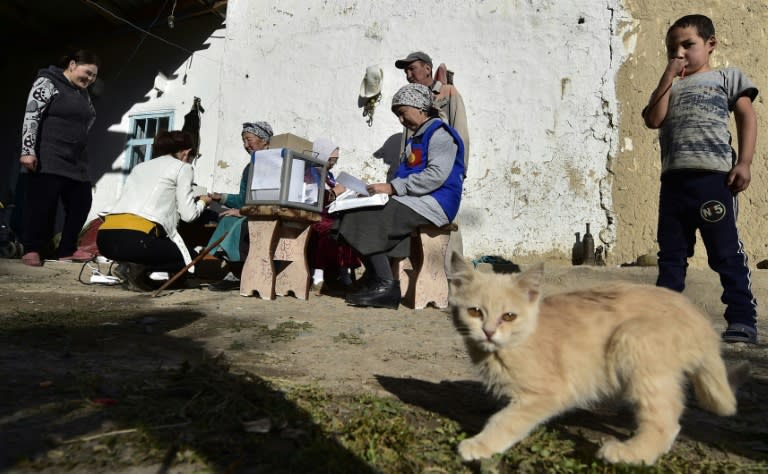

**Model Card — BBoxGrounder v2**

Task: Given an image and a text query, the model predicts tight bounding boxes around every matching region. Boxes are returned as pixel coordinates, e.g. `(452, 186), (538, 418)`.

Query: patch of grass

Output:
(11, 355), (369, 473)
(290, 388), (465, 472)
(2, 310), (129, 330)
(228, 340), (246, 351)
(5, 349), (766, 473)
(285, 385), (768, 474)
(172, 301), (197, 306)
(262, 320), (313, 342)
(333, 332), (364, 345)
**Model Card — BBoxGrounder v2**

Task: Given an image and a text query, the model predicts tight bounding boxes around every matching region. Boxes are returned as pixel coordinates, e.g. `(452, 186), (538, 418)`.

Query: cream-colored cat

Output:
(449, 253), (747, 465)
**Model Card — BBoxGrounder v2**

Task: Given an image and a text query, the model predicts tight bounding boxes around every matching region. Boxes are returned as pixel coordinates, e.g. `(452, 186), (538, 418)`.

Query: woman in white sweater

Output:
(97, 131), (212, 291)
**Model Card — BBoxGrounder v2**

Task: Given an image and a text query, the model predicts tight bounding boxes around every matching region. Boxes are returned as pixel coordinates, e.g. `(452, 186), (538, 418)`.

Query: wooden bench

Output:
(394, 223), (457, 309)
(239, 205), (321, 300)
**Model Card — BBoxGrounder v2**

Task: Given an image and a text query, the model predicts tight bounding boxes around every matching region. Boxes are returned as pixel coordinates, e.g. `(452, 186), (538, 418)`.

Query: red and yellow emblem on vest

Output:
(407, 148), (423, 167)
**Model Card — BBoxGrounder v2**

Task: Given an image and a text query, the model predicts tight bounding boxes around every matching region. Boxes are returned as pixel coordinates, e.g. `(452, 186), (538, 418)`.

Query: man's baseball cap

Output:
(395, 51), (433, 69)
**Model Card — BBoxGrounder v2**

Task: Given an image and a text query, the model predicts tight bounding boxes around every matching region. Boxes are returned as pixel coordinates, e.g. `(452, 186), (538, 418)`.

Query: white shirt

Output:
(108, 155), (205, 264)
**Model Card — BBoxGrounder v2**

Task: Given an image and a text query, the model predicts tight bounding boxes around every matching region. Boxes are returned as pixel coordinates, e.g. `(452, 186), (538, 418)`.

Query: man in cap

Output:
(395, 51), (469, 171)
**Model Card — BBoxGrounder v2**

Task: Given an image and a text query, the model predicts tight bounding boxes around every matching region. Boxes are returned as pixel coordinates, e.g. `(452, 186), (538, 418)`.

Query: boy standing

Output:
(643, 14), (759, 344)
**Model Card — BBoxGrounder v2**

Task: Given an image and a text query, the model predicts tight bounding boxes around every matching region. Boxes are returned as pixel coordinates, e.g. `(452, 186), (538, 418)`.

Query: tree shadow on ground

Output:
(375, 375), (501, 434)
(677, 351), (768, 462)
(0, 307), (374, 473)
(375, 365), (768, 465)
(374, 375), (617, 461)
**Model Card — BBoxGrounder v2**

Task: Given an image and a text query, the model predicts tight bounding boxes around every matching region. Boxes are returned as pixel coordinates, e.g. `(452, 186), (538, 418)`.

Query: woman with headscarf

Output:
(334, 83), (465, 309)
(206, 121), (274, 291)
(308, 138), (361, 294)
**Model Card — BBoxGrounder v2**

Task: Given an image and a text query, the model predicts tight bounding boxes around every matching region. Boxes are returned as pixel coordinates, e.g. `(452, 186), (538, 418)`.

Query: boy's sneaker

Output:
(113, 262), (153, 292)
(721, 323), (758, 344)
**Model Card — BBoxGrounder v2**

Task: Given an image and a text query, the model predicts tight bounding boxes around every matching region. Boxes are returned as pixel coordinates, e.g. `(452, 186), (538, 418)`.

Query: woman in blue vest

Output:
(18, 50), (100, 266)
(334, 83), (464, 309)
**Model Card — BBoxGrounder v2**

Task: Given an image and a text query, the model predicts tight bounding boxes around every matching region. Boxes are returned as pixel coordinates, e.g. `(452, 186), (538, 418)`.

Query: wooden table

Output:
(239, 205), (321, 300)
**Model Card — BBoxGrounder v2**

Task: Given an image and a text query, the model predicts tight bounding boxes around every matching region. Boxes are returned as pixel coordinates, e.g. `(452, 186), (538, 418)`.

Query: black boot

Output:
(347, 270), (373, 293)
(344, 274), (382, 303)
(345, 277), (401, 309)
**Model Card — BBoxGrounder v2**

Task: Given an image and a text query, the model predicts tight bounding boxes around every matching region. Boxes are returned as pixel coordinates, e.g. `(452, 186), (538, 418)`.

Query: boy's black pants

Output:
(656, 171), (757, 327)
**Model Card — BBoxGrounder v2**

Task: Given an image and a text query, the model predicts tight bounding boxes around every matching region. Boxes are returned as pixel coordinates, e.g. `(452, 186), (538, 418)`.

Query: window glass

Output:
(134, 119), (146, 139)
(146, 118), (158, 138)
(124, 112), (174, 171)
(129, 145), (146, 169)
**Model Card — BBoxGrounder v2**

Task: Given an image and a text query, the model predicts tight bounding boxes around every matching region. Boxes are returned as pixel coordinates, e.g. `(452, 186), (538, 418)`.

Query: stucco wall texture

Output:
(615, 2), (768, 267)
(87, 1), (768, 268)
(215, 0), (628, 262)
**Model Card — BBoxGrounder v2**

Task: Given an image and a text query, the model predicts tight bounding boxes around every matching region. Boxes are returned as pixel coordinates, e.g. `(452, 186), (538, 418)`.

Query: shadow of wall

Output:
(0, 306), (375, 472)
(0, 14), (223, 207)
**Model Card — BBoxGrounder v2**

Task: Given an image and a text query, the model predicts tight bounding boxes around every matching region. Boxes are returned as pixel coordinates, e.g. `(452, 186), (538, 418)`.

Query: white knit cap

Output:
(312, 137), (339, 163)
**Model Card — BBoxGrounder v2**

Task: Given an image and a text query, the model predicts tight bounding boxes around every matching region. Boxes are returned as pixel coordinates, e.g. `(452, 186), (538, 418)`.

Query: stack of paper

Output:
(328, 193), (389, 213)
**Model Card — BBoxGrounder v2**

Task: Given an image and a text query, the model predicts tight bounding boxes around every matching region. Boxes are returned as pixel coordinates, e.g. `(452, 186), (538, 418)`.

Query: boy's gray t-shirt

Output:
(659, 67), (758, 174)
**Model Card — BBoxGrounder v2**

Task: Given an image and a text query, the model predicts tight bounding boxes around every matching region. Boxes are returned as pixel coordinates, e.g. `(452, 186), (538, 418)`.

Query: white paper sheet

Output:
(287, 157), (305, 203)
(335, 171), (369, 196)
(251, 148), (283, 193)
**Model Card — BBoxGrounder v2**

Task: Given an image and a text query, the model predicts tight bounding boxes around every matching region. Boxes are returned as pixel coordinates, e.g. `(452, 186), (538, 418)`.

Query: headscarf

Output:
(312, 138), (339, 164)
(391, 83), (433, 112)
(242, 121), (274, 141)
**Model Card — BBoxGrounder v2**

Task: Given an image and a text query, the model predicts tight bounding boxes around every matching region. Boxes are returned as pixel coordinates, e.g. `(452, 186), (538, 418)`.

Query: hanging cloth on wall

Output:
(182, 97), (204, 157)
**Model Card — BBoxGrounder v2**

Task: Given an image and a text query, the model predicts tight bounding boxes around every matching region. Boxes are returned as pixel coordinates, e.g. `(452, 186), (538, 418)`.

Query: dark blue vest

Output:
(395, 119), (464, 221)
(36, 66), (95, 182)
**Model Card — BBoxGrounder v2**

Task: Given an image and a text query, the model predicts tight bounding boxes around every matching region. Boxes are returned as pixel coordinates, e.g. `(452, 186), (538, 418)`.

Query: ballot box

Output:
(245, 147), (328, 213)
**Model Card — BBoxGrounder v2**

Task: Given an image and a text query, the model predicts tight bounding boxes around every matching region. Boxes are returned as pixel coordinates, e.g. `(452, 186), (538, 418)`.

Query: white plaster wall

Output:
(214, 0), (631, 259)
(89, 27), (226, 220)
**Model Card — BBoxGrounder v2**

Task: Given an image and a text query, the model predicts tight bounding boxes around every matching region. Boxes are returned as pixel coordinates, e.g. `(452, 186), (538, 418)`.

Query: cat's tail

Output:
(690, 353), (747, 416)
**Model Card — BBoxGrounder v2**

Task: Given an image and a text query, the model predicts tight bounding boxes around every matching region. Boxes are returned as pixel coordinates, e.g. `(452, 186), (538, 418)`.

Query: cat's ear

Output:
(517, 262), (544, 302)
(449, 251), (473, 290)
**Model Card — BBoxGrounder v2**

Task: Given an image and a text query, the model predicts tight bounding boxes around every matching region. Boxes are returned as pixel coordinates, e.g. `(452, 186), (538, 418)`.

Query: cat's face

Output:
(449, 253), (543, 352)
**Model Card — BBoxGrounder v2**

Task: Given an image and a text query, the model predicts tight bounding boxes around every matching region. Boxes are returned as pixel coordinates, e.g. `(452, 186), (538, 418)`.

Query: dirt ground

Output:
(0, 257), (766, 472)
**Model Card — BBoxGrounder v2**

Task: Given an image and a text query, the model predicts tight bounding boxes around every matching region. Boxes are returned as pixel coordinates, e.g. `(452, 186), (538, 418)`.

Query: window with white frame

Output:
(124, 112), (173, 170)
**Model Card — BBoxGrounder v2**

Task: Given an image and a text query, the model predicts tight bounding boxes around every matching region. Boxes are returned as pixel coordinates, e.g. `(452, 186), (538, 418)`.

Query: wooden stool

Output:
(396, 223), (457, 309)
(239, 205), (320, 300)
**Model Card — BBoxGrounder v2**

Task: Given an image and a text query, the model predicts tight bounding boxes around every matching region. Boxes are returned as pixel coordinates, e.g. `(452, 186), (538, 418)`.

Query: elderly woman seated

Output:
(205, 121), (273, 291)
(333, 83), (465, 309)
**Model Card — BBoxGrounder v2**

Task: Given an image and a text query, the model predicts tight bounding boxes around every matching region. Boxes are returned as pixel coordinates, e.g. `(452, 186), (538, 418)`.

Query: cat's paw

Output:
(458, 436), (495, 461)
(597, 438), (658, 465)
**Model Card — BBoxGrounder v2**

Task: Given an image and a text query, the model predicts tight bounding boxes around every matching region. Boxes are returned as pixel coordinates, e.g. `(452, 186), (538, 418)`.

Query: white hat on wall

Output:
(359, 65), (383, 99)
